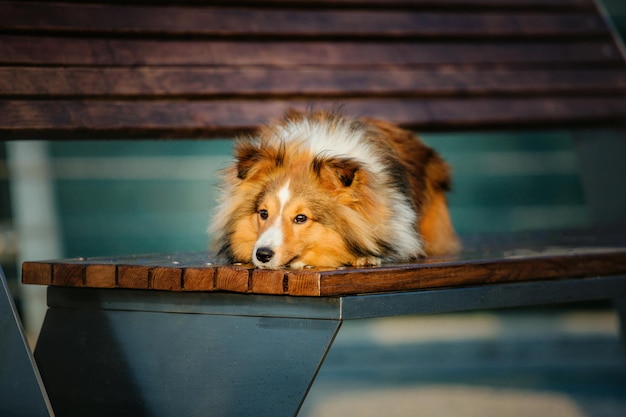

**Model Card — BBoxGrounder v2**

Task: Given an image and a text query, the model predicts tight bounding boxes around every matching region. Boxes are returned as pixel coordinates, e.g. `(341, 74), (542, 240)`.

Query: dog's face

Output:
(228, 173), (355, 269)
(216, 110), (418, 268)
(248, 179), (349, 268)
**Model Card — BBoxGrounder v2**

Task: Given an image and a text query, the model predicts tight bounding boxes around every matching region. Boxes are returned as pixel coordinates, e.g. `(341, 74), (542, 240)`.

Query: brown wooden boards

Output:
(3, 97), (626, 139)
(3, 68), (626, 97)
(0, 3), (609, 38)
(1, 0), (625, 139)
(22, 230), (626, 296)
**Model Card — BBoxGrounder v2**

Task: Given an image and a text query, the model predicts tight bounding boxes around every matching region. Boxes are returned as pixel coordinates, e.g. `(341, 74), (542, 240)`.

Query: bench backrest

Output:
(2, 0), (626, 140)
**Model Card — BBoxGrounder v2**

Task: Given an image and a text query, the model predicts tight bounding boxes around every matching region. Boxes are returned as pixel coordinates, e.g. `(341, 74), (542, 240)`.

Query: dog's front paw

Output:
(352, 256), (382, 267)
(288, 260), (308, 269)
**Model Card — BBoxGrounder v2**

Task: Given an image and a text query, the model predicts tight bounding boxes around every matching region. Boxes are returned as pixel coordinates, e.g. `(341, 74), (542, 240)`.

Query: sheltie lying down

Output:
(210, 110), (460, 269)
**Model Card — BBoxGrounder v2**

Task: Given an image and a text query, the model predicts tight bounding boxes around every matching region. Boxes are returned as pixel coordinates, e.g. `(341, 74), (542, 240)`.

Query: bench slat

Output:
(1, 3), (608, 38)
(216, 0), (596, 7)
(2, 36), (621, 67)
(1, 0), (598, 11)
(3, 67), (625, 97)
(3, 97), (625, 139)
(21, 231), (626, 296)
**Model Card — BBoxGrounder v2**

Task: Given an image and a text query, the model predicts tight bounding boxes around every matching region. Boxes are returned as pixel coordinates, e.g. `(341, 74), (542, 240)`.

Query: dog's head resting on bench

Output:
(210, 109), (460, 269)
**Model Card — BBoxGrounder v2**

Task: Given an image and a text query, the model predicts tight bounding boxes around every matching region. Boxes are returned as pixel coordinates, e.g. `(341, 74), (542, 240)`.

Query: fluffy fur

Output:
(209, 110), (460, 269)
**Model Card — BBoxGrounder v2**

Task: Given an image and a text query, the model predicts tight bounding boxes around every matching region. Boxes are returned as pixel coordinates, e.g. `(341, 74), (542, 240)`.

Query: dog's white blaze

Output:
(277, 180), (291, 213)
(253, 181), (291, 267)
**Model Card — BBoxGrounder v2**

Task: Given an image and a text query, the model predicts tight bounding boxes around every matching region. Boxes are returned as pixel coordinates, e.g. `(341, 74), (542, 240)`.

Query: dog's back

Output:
(365, 118), (461, 256)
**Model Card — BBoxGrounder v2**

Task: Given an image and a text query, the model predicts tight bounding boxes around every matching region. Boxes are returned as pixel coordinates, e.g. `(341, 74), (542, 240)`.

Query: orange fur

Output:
(364, 118), (461, 256)
(210, 110), (460, 268)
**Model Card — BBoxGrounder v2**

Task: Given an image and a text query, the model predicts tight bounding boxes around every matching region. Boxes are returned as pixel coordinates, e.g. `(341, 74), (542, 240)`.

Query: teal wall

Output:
(49, 140), (232, 257)
(421, 132), (588, 235)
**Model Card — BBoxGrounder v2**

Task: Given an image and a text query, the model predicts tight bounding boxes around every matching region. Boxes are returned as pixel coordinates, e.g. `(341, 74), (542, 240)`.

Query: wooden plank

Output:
(174, 254), (220, 291)
(1, 36), (620, 67)
(3, 67), (625, 97)
(250, 269), (287, 294)
(21, 262), (52, 286)
(311, 250), (626, 296)
(215, 264), (251, 292)
(343, 97), (626, 129)
(287, 271), (323, 296)
(85, 264), (116, 288)
(183, 267), (215, 291)
(285, 231), (626, 296)
(213, 0), (597, 8)
(151, 267), (182, 291)
(52, 262), (85, 287)
(14, 0), (594, 10)
(0, 3), (607, 38)
(2, 97), (626, 139)
(117, 265), (150, 289)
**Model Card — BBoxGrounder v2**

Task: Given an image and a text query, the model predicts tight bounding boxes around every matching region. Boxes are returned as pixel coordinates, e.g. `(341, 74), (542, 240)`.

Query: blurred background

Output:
(1, 1), (625, 416)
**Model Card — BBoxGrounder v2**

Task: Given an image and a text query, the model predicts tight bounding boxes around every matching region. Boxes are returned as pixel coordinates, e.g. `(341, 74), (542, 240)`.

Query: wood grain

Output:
(117, 265), (150, 289)
(151, 267), (182, 291)
(312, 252), (626, 296)
(287, 271), (323, 297)
(85, 264), (116, 288)
(215, 265), (251, 292)
(52, 263), (85, 287)
(3, 68), (625, 97)
(0, 3), (606, 38)
(5, 0), (592, 9)
(250, 269), (287, 294)
(183, 267), (215, 291)
(3, 97), (626, 139)
(2, 36), (619, 67)
(21, 262), (52, 286)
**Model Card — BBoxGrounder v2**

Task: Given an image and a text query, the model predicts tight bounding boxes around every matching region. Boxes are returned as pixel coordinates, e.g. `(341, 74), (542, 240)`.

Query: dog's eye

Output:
(259, 209), (269, 220)
(294, 214), (308, 224)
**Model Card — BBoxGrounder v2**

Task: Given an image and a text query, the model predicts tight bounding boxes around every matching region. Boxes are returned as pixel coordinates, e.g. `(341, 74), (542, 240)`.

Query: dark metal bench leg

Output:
(0, 266), (53, 417)
(34, 288), (342, 417)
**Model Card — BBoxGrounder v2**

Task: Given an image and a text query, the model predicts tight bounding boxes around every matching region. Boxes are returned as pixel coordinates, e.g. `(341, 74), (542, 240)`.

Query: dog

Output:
(209, 109), (460, 269)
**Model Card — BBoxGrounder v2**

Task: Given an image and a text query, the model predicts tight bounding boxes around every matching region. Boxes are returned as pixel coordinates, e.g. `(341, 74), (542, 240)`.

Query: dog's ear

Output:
(235, 141), (263, 180)
(312, 156), (362, 189)
(235, 140), (286, 180)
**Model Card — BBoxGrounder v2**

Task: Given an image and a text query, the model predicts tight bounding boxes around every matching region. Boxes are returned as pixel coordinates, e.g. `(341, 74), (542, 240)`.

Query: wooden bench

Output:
(3, 0), (626, 416)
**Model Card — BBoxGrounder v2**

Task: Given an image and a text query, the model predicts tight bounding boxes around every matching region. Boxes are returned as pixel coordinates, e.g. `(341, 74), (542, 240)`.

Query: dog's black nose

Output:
(256, 247), (274, 263)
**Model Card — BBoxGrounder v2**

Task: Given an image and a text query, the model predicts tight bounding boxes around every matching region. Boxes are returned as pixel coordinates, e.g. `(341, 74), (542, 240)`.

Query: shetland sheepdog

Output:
(209, 109), (460, 269)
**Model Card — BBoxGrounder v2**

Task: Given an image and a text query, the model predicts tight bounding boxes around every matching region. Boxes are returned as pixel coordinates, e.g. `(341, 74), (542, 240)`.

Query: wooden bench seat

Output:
(3, 0), (626, 416)
(21, 229), (626, 296)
